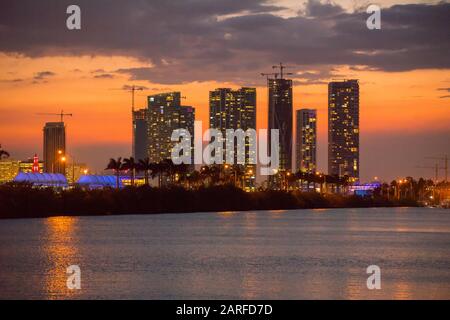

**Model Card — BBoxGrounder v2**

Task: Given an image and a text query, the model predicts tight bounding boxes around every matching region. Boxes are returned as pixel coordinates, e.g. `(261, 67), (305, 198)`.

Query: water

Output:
(0, 207), (449, 299)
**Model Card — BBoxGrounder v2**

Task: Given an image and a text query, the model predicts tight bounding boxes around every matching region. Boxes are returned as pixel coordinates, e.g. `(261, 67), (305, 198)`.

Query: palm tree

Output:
(173, 163), (189, 185)
(123, 157), (138, 186)
(150, 161), (165, 188)
(139, 157), (152, 185)
(231, 165), (245, 188)
(186, 170), (202, 189)
(105, 157), (123, 189)
(0, 144), (10, 159)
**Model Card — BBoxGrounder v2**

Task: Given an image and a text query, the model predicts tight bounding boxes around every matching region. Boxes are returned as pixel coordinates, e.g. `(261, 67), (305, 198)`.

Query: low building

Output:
(348, 182), (381, 196)
(13, 172), (68, 188)
(19, 157), (44, 173)
(76, 175), (121, 189)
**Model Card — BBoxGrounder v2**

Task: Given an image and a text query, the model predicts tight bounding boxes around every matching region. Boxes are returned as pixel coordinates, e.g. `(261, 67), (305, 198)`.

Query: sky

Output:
(0, 0), (449, 182)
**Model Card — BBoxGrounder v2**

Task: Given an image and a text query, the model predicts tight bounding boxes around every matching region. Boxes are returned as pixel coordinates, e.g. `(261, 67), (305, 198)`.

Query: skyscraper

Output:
(296, 109), (317, 174)
(328, 79), (359, 180)
(43, 122), (66, 174)
(132, 108), (148, 161)
(209, 87), (257, 190)
(147, 92), (195, 164)
(268, 78), (293, 171)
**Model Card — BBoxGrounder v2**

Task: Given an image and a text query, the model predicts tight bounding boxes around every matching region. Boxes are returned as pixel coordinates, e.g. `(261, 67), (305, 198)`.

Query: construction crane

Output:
(124, 85), (145, 113)
(416, 164), (441, 182)
(36, 110), (73, 122)
(272, 62), (293, 79)
(425, 156), (448, 182)
(260, 72), (279, 80)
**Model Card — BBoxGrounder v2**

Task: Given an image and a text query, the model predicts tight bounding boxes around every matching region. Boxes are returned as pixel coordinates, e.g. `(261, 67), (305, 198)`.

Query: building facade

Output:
(296, 109), (317, 174)
(0, 159), (20, 184)
(328, 79), (359, 181)
(0, 156), (44, 184)
(132, 108), (148, 161)
(268, 78), (293, 172)
(209, 87), (257, 190)
(43, 122), (66, 174)
(147, 92), (195, 164)
(19, 155), (44, 173)
(65, 163), (88, 185)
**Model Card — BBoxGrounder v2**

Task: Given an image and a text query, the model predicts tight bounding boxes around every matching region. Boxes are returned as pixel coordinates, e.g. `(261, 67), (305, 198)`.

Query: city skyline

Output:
(0, 1), (449, 182)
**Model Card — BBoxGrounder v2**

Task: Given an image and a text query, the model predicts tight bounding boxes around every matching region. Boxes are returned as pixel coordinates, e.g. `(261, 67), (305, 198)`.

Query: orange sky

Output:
(0, 54), (449, 181)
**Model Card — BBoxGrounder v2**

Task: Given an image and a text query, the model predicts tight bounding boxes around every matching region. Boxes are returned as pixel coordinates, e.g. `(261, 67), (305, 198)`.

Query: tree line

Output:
(0, 183), (416, 219)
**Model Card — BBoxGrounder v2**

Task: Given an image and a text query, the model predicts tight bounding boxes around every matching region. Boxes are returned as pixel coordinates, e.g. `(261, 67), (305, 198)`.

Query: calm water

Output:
(0, 207), (449, 299)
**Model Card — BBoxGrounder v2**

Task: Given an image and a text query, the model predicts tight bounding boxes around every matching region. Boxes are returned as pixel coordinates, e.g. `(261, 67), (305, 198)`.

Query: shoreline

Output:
(0, 205), (422, 221)
(0, 184), (419, 220)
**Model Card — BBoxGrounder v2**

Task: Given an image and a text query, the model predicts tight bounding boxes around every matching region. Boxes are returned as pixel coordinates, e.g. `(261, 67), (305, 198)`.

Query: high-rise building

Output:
(43, 122), (66, 174)
(328, 79), (359, 180)
(296, 109), (317, 174)
(268, 78), (293, 172)
(209, 87), (257, 190)
(132, 108), (148, 161)
(147, 92), (195, 164)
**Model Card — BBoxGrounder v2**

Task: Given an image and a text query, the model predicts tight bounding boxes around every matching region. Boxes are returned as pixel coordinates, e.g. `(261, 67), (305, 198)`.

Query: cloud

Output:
(94, 73), (115, 79)
(437, 87), (450, 98)
(0, 78), (24, 83)
(0, 0), (448, 84)
(303, 0), (344, 17)
(33, 71), (56, 81)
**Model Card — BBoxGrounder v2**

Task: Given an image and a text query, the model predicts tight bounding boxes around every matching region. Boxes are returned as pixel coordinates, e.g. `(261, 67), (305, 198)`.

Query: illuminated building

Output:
(209, 87), (256, 190)
(147, 92), (195, 164)
(268, 78), (293, 171)
(13, 172), (68, 188)
(328, 79), (359, 180)
(19, 155), (44, 173)
(296, 109), (317, 173)
(0, 159), (20, 184)
(132, 108), (148, 161)
(65, 163), (88, 185)
(76, 175), (119, 189)
(43, 122), (66, 174)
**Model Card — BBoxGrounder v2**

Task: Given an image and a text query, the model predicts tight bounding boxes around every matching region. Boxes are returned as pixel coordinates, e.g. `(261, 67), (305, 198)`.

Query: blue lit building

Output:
(14, 172), (68, 188)
(76, 175), (120, 189)
(348, 182), (381, 196)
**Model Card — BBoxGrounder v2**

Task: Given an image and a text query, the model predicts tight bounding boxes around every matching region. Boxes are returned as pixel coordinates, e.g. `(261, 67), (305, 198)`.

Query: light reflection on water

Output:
(0, 207), (449, 299)
(42, 217), (81, 299)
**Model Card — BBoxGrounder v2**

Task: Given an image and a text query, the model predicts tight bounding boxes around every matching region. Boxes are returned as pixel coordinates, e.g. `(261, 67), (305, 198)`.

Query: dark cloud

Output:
(0, 78), (24, 83)
(0, 0), (448, 84)
(437, 87), (450, 98)
(94, 73), (115, 79)
(303, 0), (344, 17)
(33, 71), (56, 80)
